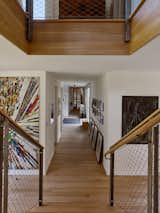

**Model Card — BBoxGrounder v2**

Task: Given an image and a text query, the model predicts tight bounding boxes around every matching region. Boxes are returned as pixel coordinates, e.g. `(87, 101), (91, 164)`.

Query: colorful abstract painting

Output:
(0, 77), (40, 169)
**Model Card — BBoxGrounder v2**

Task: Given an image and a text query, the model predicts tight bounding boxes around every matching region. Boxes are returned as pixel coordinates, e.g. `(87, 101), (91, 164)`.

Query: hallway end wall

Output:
(55, 81), (63, 143)
(62, 85), (69, 118)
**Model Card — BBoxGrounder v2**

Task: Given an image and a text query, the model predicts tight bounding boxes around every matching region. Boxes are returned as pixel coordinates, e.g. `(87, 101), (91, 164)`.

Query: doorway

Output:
(62, 81), (90, 126)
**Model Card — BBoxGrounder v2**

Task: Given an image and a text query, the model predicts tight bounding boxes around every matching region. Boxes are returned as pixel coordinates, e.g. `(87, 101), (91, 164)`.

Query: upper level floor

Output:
(0, 0), (159, 55)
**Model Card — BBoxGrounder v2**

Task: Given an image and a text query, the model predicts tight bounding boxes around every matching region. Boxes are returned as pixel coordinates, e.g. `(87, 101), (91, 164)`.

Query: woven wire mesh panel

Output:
(7, 129), (39, 213)
(59, 0), (106, 19)
(114, 144), (148, 213)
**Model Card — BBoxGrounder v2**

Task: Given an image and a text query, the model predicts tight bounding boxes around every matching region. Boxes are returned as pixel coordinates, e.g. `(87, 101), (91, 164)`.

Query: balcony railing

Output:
(17, 0), (126, 20)
(16, 0), (145, 44)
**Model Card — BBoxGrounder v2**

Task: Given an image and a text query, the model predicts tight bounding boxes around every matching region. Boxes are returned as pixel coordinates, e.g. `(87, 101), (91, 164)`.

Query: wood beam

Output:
(129, 0), (160, 54)
(0, 0), (28, 52)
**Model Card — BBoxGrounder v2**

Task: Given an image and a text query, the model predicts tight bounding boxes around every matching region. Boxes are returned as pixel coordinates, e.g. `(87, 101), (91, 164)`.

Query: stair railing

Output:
(105, 108), (160, 213)
(0, 110), (43, 213)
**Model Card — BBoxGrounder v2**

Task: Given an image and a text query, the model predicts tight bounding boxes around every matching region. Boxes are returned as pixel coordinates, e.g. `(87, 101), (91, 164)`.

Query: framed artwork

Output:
(0, 77), (40, 169)
(92, 98), (104, 125)
(89, 122), (95, 143)
(122, 96), (159, 144)
(91, 124), (98, 150)
(96, 131), (103, 163)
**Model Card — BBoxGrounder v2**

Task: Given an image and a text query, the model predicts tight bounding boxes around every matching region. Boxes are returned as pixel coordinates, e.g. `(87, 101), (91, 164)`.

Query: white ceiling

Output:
(0, 35), (160, 76)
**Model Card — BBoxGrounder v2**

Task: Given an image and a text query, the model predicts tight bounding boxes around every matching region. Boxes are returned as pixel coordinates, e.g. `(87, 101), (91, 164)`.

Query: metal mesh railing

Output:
(0, 113), (43, 213)
(7, 129), (39, 213)
(114, 144), (148, 213)
(107, 126), (160, 213)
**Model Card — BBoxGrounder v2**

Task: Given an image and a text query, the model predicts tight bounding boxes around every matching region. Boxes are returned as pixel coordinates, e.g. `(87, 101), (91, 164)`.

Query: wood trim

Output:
(129, 0), (146, 20)
(129, 0), (160, 54)
(105, 108), (160, 156)
(33, 19), (125, 23)
(0, 110), (43, 150)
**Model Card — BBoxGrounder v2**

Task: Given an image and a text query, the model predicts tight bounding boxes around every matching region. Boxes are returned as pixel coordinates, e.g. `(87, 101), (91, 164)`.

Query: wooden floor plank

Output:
(30, 125), (121, 213)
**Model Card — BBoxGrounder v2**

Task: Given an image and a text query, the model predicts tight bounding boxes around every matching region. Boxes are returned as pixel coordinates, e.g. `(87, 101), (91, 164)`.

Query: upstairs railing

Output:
(105, 108), (160, 213)
(125, 0), (145, 41)
(16, 0), (146, 44)
(18, 0), (125, 20)
(0, 110), (43, 213)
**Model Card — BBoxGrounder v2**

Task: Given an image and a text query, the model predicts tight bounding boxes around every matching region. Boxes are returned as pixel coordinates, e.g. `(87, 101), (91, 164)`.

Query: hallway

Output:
(30, 125), (119, 213)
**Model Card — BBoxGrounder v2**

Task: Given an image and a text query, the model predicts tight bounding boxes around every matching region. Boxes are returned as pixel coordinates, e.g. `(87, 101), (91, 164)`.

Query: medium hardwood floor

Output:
(30, 124), (121, 213)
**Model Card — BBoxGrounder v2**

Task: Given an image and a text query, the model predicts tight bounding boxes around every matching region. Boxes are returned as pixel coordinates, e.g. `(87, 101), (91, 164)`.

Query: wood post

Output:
(110, 153), (114, 206)
(39, 148), (43, 206)
(26, 0), (33, 41)
(125, 0), (131, 42)
(3, 120), (9, 213)
(0, 126), (3, 213)
(153, 126), (159, 213)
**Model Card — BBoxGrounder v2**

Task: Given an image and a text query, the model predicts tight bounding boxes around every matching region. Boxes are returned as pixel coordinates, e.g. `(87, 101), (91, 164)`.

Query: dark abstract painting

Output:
(122, 96), (158, 144)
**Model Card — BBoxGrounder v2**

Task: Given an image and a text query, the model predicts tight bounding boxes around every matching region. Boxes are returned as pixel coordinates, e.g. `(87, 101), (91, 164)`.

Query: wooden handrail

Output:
(0, 110), (43, 150)
(129, 0), (146, 21)
(105, 108), (160, 157)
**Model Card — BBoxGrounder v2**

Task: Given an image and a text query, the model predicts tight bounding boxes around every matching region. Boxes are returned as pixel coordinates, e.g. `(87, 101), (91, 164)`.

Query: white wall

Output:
(45, 72), (57, 173)
(94, 71), (160, 175)
(62, 85), (69, 118)
(55, 81), (62, 143)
